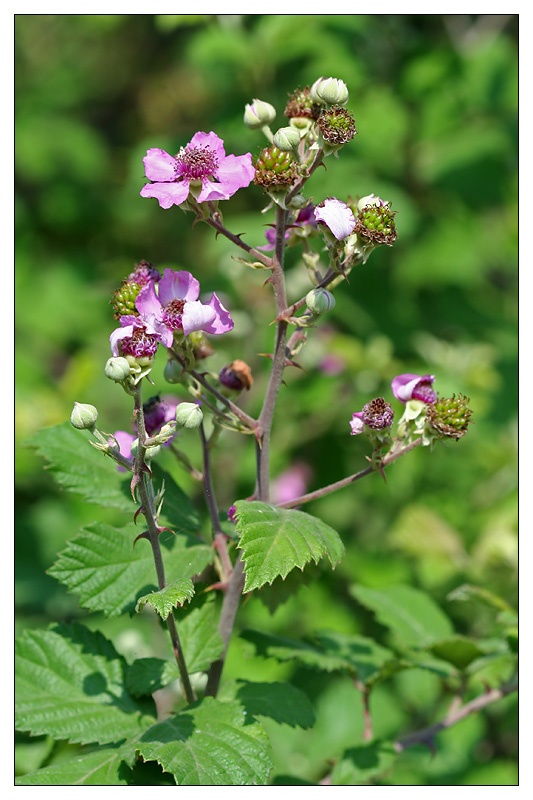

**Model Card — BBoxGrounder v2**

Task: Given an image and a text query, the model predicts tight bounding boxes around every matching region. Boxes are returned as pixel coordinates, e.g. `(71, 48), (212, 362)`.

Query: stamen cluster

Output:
(361, 397), (395, 430)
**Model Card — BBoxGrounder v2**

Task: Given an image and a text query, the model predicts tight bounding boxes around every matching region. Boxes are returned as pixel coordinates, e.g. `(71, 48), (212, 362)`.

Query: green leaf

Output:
(15, 622), (156, 745)
(447, 583), (517, 616)
(176, 592), (225, 675)
(136, 578), (194, 620)
(330, 741), (398, 785)
(137, 697), (273, 785)
(230, 680), (316, 728)
(48, 522), (211, 617)
(29, 422), (200, 533)
(15, 743), (136, 785)
(429, 635), (492, 671)
(234, 501), (344, 592)
(350, 584), (454, 648)
(126, 658), (180, 698)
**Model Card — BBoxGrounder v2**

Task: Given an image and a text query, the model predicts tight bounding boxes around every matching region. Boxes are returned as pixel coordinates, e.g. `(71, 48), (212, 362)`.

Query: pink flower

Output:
(110, 314), (170, 358)
(391, 373), (437, 404)
(135, 268), (233, 338)
(140, 132), (255, 210)
(110, 430), (136, 471)
(314, 197), (356, 240)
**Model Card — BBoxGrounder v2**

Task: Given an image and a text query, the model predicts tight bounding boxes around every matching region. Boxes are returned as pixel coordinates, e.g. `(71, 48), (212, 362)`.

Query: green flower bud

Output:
(130, 438), (161, 461)
(305, 288), (336, 315)
(70, 402), (98, 430)
(163, 359), (183, 384)
(105, 356), (131, 382)
(273, 126), (301, 153)
(310, 77), (349, 107)
(244, 98), (277, 129)
(175, 402), (204, 430)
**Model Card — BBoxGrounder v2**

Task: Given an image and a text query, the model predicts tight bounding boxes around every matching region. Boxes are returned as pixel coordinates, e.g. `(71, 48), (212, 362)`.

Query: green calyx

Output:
(111, 281), (142, 319)
(425, 394), (473, 440)
(254, 145), (298, 189)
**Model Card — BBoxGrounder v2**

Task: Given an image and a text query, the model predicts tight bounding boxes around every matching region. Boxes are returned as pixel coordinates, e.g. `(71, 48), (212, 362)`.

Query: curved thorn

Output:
(133, 530), (150, 547)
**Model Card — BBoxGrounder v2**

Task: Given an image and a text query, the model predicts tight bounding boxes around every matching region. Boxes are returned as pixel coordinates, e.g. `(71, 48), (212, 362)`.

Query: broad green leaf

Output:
(137, 697), (273, 785)
(126, 658), (180, 697)
(15, 622), (156, 745)
(447, 583), (517, 617)
(234, 501), (344, 592)
(350, 584), (454, 648)
(48, 523), (211, 617)
(240, 629), (392, 679)
(136, 578), (194, 620)
(223, 680), (315, 728)
(429, 635), (493, 671)
(29, 422), (200, 533)
(330, 741), (397, 786)
(176, 592), (225, 675)
(15, 743), (136, 785)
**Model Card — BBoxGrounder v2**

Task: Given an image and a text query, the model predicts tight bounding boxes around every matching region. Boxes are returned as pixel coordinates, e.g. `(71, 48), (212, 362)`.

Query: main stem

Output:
(133, 387), (196, 706)
(205, 204), (289, 697)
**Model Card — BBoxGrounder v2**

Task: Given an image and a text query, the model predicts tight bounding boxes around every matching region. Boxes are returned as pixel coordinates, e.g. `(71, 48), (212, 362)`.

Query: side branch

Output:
(205, 212), (273, 268)
(394, 675), (518, 753)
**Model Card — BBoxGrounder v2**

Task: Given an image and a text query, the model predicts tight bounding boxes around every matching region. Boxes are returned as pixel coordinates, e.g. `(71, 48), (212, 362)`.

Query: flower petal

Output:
(140, 180), (190, 209)
(159, 269), (200, 304)
(200, 153), (254, 202)
(189, 131), (226, 161)
(202, 293), (234, 335)
(181, 300), (217, 336)
(142, 148), (177, 182)
(136, 282), (162, 317)
(349, 412), (365, 435)
(110, 324), (134, 356)
(314, 198), (356, 240)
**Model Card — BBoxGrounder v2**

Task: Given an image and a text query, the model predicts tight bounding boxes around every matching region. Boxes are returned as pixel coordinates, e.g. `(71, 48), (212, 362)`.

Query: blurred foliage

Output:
(15, 14), (517, 785)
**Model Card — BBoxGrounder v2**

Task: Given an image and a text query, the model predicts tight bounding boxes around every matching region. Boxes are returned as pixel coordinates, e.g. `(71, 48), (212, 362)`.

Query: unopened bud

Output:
(71, 402), (98, 430)
(163, 359), (183, 384)
(130, 438), (161, 462)
(310, 77), (349, 107)
(244, 98), (277, 129)
(273, 126), (301, 153)
(105, 356), (131, 382)
(175, 402), (204, 430)
(305, 288), (336, 315)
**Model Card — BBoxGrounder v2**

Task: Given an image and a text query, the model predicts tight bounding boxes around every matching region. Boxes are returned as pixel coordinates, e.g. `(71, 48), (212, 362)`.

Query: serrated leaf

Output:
(15, 622), (156, 745)
(15, 743), (135, 785)
(232, 680), (315, 728)
(176, 592), (225, 674)
(429, 635), (491, 671)
(48, 523), (211, 617)
(29, 421), (200, 533)
(234, 501), (344, 592)
(137, 697), (273, 785)
(350, 584), (454, 648)
(126, 658), (180, 697)
(241, 629), (352, 672)
(136, 578), (194, 620)
(330, 741), (397, 785)
(447, 583), (517, 617)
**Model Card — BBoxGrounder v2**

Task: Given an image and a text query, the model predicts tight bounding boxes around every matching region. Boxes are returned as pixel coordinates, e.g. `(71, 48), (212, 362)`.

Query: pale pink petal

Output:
(140, 181), (190, 209)
(159, 269), (200, 304)
(199, 153), (254, 202)
(110, 324), (134, 356)
(189, 131), (226, 161)
(181, 300), (217, 336)
(202, 293), (234, 334)
(136, 282), (162, 317)
(349, 412), (365, 435)
(142, 148), (177, 182)
(314, 198), (356, 240)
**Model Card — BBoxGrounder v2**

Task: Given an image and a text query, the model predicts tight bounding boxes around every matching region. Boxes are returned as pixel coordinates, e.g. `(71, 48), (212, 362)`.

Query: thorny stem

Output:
(206, 204), (290, 698)
(205, 211), (274, 268)
(133, 386), (196, 706)
(277, 437), (423, 509)
(199, 422), (233, 582)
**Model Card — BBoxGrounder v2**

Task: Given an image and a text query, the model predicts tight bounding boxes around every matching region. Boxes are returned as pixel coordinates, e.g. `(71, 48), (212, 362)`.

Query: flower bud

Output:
(272, 126), (301, 153)
(105, 356), (131, 382)
(305, 288), (336, 315)
(244, 98), (277, 129)
(175, 402), (204, 430)
(220, 360), (253, 392)
(163, 359), (183, 384)
(70, 402), (98, 430)
(310, 77), (349, 107)
(130, 438), (161, 461)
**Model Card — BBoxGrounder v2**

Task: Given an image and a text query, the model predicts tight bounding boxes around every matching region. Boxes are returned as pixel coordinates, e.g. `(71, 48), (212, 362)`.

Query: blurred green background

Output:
(15, 14), (517, 784)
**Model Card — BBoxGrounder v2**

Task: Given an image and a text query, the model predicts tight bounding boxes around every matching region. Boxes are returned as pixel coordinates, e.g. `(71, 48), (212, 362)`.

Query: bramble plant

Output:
(17, 76), (517, 787)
